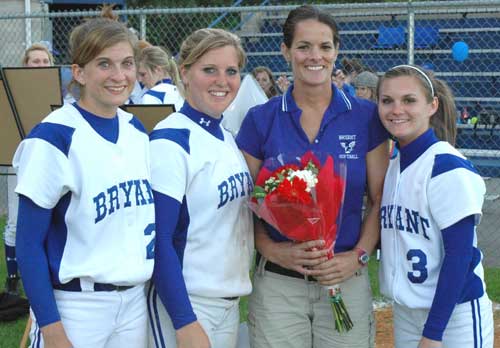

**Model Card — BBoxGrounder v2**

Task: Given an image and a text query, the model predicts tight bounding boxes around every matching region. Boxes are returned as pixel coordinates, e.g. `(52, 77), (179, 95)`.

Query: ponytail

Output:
(166, 56), (181, 89)
(432, 78), (457, 145)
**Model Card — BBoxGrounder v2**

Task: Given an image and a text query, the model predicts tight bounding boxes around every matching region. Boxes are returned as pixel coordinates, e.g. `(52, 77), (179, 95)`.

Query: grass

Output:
(485, 267), (500, 303)
(0, 216), (30, 348)
(0, 216), (498, 346)
(0, 317), (28, 348)
(368, 256), (383, 300)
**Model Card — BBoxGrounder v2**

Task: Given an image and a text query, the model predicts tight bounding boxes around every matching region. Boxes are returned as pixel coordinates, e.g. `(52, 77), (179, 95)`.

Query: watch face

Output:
(360, 253), (370, 265)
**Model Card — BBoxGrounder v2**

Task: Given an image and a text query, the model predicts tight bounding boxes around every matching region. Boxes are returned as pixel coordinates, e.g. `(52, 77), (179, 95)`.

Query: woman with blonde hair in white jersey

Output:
(137, 45), (184, 110)
(148, 28), (253, 348)
(14, 10), (155, 348)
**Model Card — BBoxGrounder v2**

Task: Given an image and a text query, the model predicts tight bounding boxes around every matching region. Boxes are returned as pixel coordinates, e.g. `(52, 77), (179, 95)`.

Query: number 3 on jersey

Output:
(144, 223), (156, 259)
(407, 249), (428, 283)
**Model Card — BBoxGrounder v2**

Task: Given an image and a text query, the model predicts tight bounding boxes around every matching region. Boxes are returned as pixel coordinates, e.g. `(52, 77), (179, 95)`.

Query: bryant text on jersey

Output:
(380, 204), (431, 240)
(218, 171), (253, 209)
(93, 179), (154, 223)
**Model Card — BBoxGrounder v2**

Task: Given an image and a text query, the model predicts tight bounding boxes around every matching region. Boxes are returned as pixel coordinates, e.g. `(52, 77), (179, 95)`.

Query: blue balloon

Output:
(452, 41), (469, 62)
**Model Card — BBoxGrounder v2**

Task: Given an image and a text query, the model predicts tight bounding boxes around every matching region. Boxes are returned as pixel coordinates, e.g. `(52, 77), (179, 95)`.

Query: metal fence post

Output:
(407, 0), (414, 64)
(140, 13), (146, 41)
(24, 0), (31, 49)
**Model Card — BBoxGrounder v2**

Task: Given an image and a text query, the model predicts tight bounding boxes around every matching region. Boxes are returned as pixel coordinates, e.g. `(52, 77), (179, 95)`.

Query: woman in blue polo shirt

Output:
(236, 5), (389, 348)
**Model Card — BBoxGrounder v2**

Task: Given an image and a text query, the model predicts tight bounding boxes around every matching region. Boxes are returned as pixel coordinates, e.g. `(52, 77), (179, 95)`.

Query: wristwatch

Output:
(354, 247), (370, 266)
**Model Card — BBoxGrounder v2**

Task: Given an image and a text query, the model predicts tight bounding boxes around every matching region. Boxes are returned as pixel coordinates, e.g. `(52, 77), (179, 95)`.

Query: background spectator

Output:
(137, 45), (184, 110)
(337, 57), (364, 96)
(252, 66), (280, 98)
(353, 70), (379, 102)
(128, 39), (153, 104)
(21, 43), (54, 67)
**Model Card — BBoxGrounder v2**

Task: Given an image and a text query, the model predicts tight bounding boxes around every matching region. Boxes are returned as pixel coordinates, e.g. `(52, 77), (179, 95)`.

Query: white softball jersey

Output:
(13, 103), (155, 287)
(379, 139), (486, 309)
(150, 104), (254, 298)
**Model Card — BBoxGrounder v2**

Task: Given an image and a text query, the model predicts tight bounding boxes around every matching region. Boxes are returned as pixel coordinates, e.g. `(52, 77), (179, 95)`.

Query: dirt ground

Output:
(375, 308), (394, 348)
(374, 305), (500, 347)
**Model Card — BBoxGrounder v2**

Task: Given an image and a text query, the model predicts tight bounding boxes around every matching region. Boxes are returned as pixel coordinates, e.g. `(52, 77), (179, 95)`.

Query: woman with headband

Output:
(377, 64), (494, 348)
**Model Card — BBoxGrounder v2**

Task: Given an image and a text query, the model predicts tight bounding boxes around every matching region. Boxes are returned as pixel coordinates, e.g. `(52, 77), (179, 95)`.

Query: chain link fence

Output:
(0, 1), (499, 265)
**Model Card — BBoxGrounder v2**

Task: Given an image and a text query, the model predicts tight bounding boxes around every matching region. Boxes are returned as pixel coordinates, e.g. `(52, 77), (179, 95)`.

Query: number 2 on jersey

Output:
(407, 249), (428, 283)
(144, 223), (155, 259)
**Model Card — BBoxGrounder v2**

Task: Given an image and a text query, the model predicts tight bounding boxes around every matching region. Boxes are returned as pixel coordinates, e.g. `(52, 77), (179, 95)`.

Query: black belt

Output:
(53, 278), (135, 292)
(257, 253), (316, 282)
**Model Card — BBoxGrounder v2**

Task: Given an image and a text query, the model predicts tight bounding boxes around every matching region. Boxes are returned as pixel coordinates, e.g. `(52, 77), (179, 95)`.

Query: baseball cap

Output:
(353, 71), (379, 88)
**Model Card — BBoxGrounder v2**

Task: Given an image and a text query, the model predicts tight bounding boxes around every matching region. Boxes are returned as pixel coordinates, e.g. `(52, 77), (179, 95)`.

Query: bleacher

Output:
(239, 11), (500, 177)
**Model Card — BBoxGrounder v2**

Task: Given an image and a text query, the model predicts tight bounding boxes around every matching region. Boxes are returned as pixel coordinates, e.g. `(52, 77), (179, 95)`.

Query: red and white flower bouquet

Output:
(249, 151), (353, 332)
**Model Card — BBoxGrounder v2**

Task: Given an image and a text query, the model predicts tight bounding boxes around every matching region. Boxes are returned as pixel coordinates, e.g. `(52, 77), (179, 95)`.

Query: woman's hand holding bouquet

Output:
(312, 250), (361, 285)
(261, 238), (329, 275)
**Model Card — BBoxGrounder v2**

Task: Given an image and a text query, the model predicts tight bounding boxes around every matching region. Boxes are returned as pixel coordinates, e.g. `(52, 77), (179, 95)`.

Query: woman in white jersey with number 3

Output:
(14, 12), (155, 348)
(377, 65), (494, 348)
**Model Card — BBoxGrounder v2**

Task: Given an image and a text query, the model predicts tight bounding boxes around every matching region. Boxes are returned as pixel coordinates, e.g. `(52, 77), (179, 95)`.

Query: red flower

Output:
(270, 164), (300, 179)
(275, 177), (312, 204)
(255, 164), (301, 188)
(300, 151), (321, 169)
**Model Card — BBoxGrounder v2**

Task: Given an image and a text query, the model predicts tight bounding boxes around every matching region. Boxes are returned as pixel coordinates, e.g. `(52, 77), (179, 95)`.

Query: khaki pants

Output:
(248, 258), (375, 348)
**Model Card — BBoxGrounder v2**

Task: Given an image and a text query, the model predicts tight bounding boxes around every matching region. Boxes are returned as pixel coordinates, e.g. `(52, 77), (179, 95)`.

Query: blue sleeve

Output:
(235, 107), (264, 160)
(152, 190), (197, 330)
(422, 215), (475, 341)
(16, 195), (60, 327)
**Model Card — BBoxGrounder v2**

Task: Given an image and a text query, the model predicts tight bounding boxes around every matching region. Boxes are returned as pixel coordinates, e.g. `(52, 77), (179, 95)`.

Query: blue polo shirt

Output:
(236, 84), (389, 252)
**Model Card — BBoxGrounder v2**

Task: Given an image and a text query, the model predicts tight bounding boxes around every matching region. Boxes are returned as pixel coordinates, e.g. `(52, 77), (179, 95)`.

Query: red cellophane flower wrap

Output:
(249, 152), (353, 332)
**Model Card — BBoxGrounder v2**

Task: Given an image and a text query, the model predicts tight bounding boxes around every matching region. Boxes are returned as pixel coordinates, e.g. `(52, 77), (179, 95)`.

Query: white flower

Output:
(288, 169), (318, 192)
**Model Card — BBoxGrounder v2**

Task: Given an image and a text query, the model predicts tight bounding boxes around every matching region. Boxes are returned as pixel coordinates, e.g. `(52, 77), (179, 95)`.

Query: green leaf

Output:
(252, 186), (267, 198)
